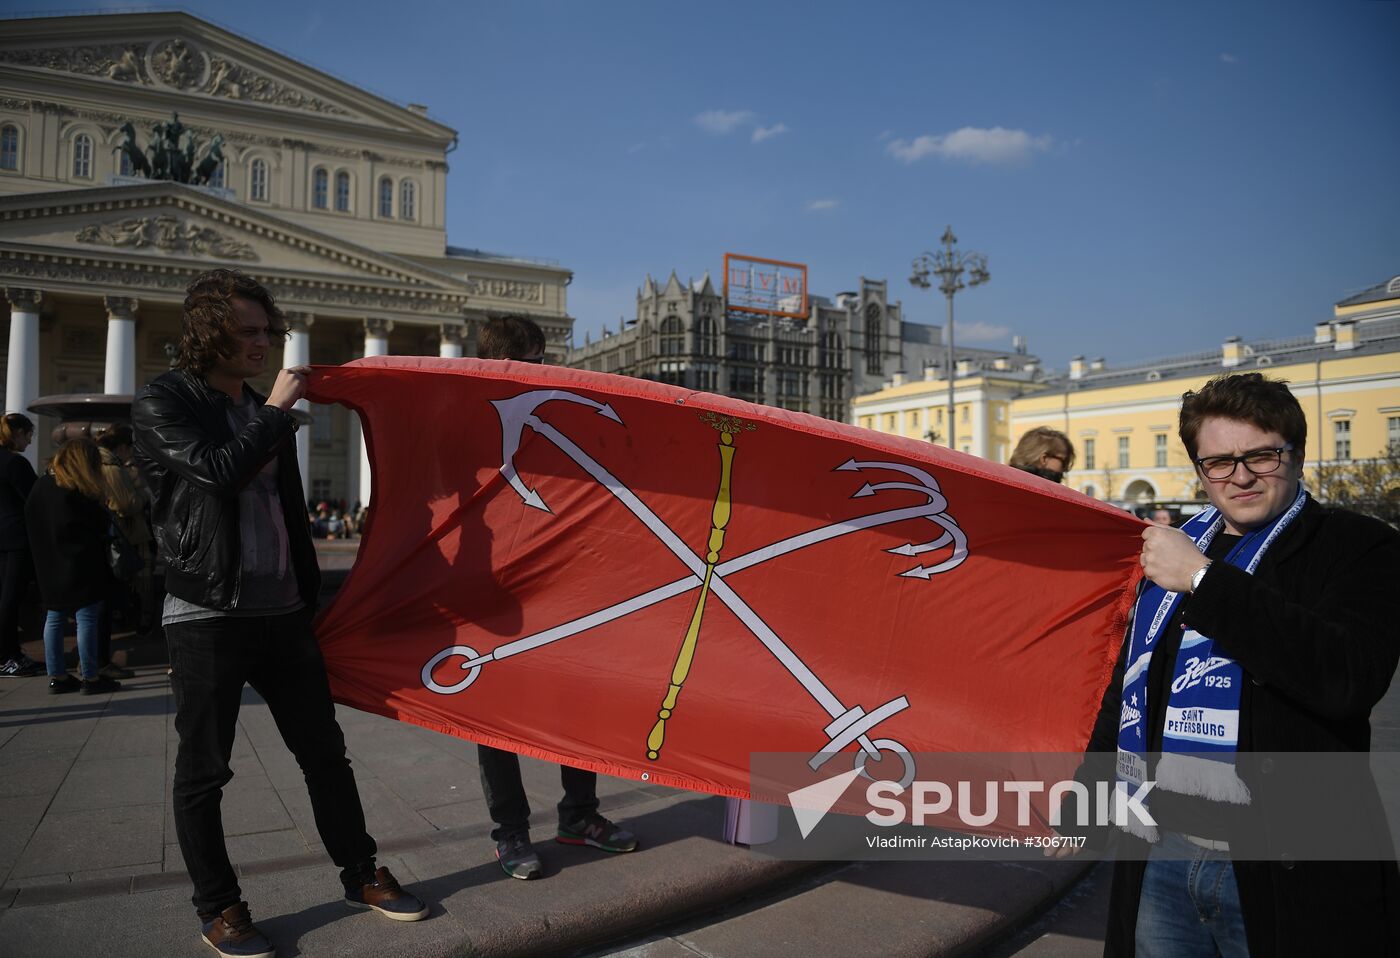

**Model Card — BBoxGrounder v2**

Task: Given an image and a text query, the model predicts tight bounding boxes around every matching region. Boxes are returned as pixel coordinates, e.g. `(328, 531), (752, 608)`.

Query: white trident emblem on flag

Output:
(420, 389), (969, 788)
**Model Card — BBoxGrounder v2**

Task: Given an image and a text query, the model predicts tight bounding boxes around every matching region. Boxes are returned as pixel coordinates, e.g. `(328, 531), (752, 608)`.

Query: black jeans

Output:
(477, 744), (599, 842)
(166, 609), (376, 914)
(0, 549), (32, 661)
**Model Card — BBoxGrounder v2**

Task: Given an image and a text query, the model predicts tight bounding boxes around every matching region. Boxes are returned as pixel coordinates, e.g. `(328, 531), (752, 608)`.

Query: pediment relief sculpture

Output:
(0, 43), (147, 84)
(75, 214), (258, 262)
(200, 53), (350, 115)
(466, 277), (545, 304)
(147, 37), (204, 89)
(0, 38), (350, 116)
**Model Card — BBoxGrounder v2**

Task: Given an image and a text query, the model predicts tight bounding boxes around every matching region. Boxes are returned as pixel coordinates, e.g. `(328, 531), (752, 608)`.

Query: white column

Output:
(971, 392), (987, 459)
(102, 295), (139, 395)
(439, 322), (464, 358)
(358, 318), (391, 508)
(284, 312), (314, 500)
(4, 288), (42, 468)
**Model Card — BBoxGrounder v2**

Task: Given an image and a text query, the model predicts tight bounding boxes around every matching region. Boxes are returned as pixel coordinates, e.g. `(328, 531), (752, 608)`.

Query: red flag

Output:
(307, 358), (1142, 799)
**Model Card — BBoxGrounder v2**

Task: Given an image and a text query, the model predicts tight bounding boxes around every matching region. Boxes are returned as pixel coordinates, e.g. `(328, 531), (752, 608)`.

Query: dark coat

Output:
(1084, 499), (1400, 956)
(0, 448), (37, 552)
(24, 475), (112, 611)
(132, 369), (319, 610)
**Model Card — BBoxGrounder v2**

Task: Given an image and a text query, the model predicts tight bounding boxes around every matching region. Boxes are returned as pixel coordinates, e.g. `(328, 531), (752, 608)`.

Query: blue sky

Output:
(30, 1), (1400, 369)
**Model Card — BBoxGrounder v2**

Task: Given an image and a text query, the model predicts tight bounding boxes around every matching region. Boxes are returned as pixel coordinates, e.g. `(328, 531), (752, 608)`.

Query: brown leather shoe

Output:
(344, 866), (428, 921)
(200, 901), (275, 957)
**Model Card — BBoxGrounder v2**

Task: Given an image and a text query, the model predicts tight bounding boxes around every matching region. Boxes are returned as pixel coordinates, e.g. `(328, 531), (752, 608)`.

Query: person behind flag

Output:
(25, 436), (121, 695)
(1009, 426), (1075, 483)
(0, 414), (43, 678)
(474, 314), (639, 880)
(133, 269), (428, 958)
(1071, 372), (1400, 956)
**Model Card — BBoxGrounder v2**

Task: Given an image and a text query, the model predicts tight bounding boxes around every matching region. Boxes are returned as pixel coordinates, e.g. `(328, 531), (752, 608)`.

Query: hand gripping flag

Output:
(307, 358), (1143, 802)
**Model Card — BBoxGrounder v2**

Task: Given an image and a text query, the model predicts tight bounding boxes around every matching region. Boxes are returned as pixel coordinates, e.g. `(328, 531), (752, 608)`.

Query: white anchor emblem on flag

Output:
(421, 389), (970, 788)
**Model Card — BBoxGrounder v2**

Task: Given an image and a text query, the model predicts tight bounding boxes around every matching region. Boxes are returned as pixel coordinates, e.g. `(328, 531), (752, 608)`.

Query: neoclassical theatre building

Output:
(0, 11), (573, 505)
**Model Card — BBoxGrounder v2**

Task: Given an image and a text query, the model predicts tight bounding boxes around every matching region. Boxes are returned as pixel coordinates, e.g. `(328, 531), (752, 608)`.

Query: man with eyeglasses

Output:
(1069, 372), (1400, 956)
(470, 314), (640, 881)
(134, 269), (427, 958)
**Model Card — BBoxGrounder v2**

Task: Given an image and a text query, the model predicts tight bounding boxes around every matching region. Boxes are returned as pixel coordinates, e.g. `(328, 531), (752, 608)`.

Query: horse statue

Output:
(124, 112), (227, 185)
(117, 122), (151, 178)
(193, 134), (225, 186)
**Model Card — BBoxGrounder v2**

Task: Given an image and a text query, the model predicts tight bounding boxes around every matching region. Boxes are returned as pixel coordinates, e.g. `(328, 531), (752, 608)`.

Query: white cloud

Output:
(886, 127), (1053, 166)
(876, 129), (893, 141)
(806, 199), (839, 212)
(955, 321), (1012, 343)
(693, 109), (755, 135)
(626, 142), (647, 155)
(1220, 52), (1238, 64)
(752, 122), (790, 143)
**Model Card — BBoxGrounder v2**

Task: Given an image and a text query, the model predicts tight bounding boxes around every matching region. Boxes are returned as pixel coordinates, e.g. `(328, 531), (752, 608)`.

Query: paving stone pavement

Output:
(0, 660), (821, 958)
(0, 655), (1105, 958)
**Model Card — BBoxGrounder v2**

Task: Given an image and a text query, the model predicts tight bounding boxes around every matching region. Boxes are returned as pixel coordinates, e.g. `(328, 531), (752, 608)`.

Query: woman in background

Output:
(25, 436), (121, 694)
(0, 414), (43, 678)
(1009, 426), (1076, 484)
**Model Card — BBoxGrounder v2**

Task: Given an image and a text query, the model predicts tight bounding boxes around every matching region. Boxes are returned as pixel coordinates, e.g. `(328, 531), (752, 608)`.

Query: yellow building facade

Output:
(853, 364), (1030, 462)
(853, 276), (1400, 511)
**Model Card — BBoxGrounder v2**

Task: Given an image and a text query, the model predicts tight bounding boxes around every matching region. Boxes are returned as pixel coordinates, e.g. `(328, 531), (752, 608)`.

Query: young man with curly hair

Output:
(134, 269), (428, 957)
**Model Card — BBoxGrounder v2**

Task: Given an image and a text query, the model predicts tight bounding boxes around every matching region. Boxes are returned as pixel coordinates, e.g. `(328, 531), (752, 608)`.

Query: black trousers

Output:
(0, 549), (32, 661)
(166, 609), (375, 914)
(477, 743), (598, 842)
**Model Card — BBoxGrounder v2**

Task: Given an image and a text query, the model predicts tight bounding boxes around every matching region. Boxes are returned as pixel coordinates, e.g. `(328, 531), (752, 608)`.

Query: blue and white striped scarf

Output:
(1115, 484), (1307, 840)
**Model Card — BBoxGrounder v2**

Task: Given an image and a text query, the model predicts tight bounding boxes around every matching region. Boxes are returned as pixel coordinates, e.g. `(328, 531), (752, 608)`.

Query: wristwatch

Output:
(1189, 561), (1211, 594)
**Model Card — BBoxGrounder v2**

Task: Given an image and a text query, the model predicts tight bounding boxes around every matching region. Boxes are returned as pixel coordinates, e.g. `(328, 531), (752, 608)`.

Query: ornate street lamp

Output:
(909, 226), (990, 450)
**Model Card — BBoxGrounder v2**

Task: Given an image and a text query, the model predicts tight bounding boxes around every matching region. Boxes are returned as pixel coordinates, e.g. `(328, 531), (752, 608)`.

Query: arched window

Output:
(0, 125), (18, 171)
(208, 160), (225, 189)
(335, 171), (351, 212)
(250, 158), (269, 201)
(399, 179), (416, 220)
(117, 149), (132, 177)
(312, 168), (329, 209)
(378, 177), (393, 217)
(72, 133), (93, 179)
(660, 316), (684, 356)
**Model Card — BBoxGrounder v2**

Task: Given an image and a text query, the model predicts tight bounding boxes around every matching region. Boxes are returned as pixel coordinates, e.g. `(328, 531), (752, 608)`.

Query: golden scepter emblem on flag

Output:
(647, 413), (755, 761)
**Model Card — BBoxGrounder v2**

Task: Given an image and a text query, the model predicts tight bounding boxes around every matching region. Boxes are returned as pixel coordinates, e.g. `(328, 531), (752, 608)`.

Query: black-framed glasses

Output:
(1193, 444), (1293, 480)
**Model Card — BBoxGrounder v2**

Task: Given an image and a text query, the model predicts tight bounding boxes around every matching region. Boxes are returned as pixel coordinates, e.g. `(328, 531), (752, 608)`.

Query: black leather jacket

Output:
(132, 369), (319, 610)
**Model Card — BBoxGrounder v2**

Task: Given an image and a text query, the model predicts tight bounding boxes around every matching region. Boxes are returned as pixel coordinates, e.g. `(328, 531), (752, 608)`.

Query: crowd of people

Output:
(0, 415), (150, 688)
(309, 500), (364, 540)
(3, 263), (1397, 958)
